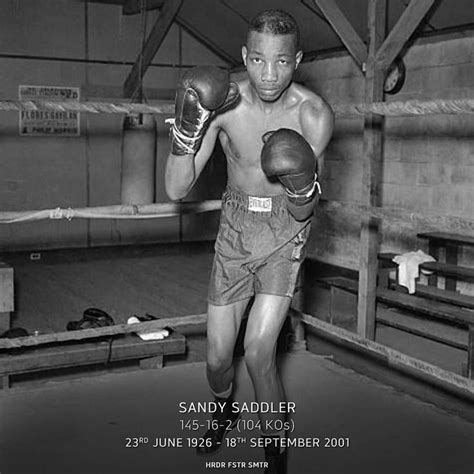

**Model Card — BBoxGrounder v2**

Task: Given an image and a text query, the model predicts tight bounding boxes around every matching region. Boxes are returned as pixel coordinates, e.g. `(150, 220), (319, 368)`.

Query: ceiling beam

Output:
(123, 0), (183, 98)
(122, 0), (164, 15)
(312, 0), (367, 69)
(300, 0), (331, 27)
(79, 0), (125, 5)
(374, 0), (436, 70)
(121, 0), (238, 66)
(220, 0), (250, 24)
(175, 16), (239, 66)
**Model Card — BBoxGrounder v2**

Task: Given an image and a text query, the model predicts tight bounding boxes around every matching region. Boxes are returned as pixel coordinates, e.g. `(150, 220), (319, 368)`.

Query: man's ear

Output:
(295, 50), (303, 70)
(241, 45), (248, 66)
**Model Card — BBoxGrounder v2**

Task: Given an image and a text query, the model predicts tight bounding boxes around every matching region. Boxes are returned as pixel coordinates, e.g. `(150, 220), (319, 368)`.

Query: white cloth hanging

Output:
(392, 250), (436, 294)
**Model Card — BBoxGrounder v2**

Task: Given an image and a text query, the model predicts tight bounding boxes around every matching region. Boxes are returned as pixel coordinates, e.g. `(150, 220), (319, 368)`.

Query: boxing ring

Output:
(0, 96), (473, 229)
(0, 96), (474, 474)
(1, 352), (474, 474)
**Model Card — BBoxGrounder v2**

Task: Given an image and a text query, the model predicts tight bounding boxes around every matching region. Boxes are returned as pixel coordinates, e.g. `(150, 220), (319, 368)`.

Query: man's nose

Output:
(261, 63), (277, 82)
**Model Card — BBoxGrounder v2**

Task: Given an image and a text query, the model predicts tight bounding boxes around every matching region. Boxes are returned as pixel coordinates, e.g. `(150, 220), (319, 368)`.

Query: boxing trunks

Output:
(208, 186), (311, 306)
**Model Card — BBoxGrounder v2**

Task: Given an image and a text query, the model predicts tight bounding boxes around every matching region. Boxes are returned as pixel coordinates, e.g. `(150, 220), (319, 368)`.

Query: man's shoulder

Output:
(291, 83), (330, 114)
(290, 84), (334, 129)
(233, 78), (253, 105)
(212, 78), (250, 128)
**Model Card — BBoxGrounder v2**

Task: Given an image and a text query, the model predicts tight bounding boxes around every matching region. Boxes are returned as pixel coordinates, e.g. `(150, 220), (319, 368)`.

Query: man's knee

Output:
(207, 343), (234, 373)
(206, 332), (235, 373)
(244, 339), (275, 375)
(206, 300), (248, 372)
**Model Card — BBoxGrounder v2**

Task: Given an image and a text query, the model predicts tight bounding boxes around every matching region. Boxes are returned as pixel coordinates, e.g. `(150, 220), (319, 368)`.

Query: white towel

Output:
(127, 316), (170, 341)
(392, 250), (436, 294)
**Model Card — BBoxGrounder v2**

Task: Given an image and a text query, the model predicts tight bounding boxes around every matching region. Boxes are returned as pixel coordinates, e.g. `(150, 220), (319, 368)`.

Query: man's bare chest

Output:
(220, 110), (301, 162)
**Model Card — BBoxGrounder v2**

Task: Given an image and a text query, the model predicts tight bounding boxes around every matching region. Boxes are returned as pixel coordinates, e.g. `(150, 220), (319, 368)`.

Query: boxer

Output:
(166, 9), (334, 473)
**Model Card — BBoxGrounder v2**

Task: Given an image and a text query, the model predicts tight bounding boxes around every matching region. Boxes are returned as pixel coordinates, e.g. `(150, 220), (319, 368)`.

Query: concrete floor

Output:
(1, 352), (473, 474)
(2, 243), (473, 473)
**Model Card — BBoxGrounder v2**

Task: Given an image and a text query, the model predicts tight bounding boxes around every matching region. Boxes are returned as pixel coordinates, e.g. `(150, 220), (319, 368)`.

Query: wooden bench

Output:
(317, 276), (474, 378)
(0, 332), (186, 389)
(378, 252), (474, 310)
(378, 252), (474, 283)
(389, 282), (474, 310)
(418, 232), (474, 291)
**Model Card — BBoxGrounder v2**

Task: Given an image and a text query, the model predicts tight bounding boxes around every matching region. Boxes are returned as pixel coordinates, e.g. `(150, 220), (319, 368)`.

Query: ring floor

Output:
(1, 351), (473, 474)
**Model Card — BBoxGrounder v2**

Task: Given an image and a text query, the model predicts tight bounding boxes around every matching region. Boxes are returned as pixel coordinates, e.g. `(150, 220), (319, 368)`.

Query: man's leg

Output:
(197, 298), (250, 455)
(244, 294), (292, 473)
(243, 294), (291, 430)
(206, 299), (250, 393)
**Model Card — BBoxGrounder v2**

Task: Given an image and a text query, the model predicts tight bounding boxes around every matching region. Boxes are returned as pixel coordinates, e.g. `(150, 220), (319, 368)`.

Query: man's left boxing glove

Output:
(261, 128), (321, 221)
(170, 66), (240, 156)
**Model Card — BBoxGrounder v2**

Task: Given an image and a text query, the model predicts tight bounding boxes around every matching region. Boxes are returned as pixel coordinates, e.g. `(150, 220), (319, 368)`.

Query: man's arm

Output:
(164, 66), (240, 201)
(260, 99), (334, 222)
(300, 98), (334, 177)
(284, 98), (333, 221)
(165, 122), (220, 201)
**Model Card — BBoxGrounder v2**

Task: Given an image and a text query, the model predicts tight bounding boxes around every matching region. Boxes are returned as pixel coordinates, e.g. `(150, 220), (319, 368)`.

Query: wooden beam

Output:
(123, 0), (165, 15)
(468, 326), (474, 379)
(0, 314), (207, 349)
(312, 0), (367, 69)
(375, 0), (436, 70)
(0, 334), (185, 377)
(175, 16), (239, 66)
(123, 0), (183, 99)
(357, 0), (387, 340)
(0, 263), (14, 332)
(79, 0), (125, 5)
(299, 312), (474, 400)
(122, 3), (238, 66)
(300, 0), (331, 27)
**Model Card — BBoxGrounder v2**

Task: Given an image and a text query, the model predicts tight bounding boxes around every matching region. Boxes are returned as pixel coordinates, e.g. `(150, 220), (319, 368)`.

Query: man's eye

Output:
(279, 59), (288, 65)
(252, 58), (262, 64)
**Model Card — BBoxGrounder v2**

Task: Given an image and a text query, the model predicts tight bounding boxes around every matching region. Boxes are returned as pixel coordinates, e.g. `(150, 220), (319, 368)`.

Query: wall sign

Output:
(19, 85), (80, 136)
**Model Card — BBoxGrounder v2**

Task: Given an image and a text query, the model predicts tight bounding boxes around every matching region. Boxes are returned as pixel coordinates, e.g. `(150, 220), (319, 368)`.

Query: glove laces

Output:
(166, 93), (212, 154)
(285, 173), (321, 199)
(165, 118), (199, 154)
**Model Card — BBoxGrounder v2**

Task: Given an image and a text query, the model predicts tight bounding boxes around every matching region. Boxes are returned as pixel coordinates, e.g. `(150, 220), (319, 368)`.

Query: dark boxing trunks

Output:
(208, 186), (311, 306)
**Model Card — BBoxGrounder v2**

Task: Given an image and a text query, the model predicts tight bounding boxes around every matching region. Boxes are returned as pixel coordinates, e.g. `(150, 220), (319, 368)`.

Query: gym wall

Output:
(0, 0), (227, 251)
(298, 34), (474, 294)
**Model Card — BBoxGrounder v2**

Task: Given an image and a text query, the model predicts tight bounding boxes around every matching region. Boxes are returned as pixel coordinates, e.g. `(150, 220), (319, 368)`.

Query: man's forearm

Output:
(165, 153), (196, 201)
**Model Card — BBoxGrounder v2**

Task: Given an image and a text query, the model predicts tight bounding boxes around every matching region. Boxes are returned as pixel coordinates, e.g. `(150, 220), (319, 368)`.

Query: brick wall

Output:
(298, 35), (474, 293)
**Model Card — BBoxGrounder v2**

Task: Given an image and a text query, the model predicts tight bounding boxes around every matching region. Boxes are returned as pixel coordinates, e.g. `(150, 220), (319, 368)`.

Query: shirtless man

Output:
(165, 10), (333, 473)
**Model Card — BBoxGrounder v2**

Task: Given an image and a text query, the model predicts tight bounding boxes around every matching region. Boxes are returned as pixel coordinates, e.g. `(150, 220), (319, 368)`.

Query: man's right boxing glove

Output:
(261, 128), (321, 221)
(169, 66), (240, 156)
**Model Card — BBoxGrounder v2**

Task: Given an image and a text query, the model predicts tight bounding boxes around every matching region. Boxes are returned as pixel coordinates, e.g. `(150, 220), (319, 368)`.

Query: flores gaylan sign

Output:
(19, 85), (80, 136)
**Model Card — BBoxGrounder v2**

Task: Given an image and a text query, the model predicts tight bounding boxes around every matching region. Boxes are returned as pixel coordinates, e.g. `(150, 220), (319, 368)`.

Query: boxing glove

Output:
(170, 66), (240, 156)
(261, 128), (320, 221)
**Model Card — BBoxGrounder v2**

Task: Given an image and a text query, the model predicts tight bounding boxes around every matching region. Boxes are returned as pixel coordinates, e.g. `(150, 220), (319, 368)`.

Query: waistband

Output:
(222, 185), (288, 215)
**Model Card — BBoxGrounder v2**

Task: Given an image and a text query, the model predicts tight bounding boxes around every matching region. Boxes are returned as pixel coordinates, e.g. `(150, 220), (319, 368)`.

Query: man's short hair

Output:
(247, 9), (300, 49)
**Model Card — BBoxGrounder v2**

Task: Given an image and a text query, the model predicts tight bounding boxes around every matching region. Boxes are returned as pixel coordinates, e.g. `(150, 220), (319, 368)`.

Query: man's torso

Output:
(213, 80), (322, 196)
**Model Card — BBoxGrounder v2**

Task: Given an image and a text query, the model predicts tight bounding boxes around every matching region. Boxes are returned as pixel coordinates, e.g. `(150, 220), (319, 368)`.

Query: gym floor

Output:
(1, 353), (473, 474)
(1, 242), (473, 474)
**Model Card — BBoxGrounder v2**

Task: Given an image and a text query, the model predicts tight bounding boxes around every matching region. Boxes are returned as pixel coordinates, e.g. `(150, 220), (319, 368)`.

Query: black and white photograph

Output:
(0, 1), (473, 473)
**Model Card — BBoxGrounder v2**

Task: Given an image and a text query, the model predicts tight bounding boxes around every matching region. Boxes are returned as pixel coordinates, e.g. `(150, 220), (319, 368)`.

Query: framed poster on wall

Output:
(19, 85), (80, 136)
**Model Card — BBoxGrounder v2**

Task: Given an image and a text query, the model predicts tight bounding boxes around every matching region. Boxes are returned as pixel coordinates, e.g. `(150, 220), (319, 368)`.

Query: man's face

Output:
(242, 31), (302, 102)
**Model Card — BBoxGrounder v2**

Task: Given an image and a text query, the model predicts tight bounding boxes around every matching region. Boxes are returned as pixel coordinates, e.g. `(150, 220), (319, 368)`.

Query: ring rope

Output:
(1, 97), (473, 116)
(334, 98), (474, 116)
(318, 201), (474, 233)
(1, 199), (473, 234)
(0, 201), (222, 224)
